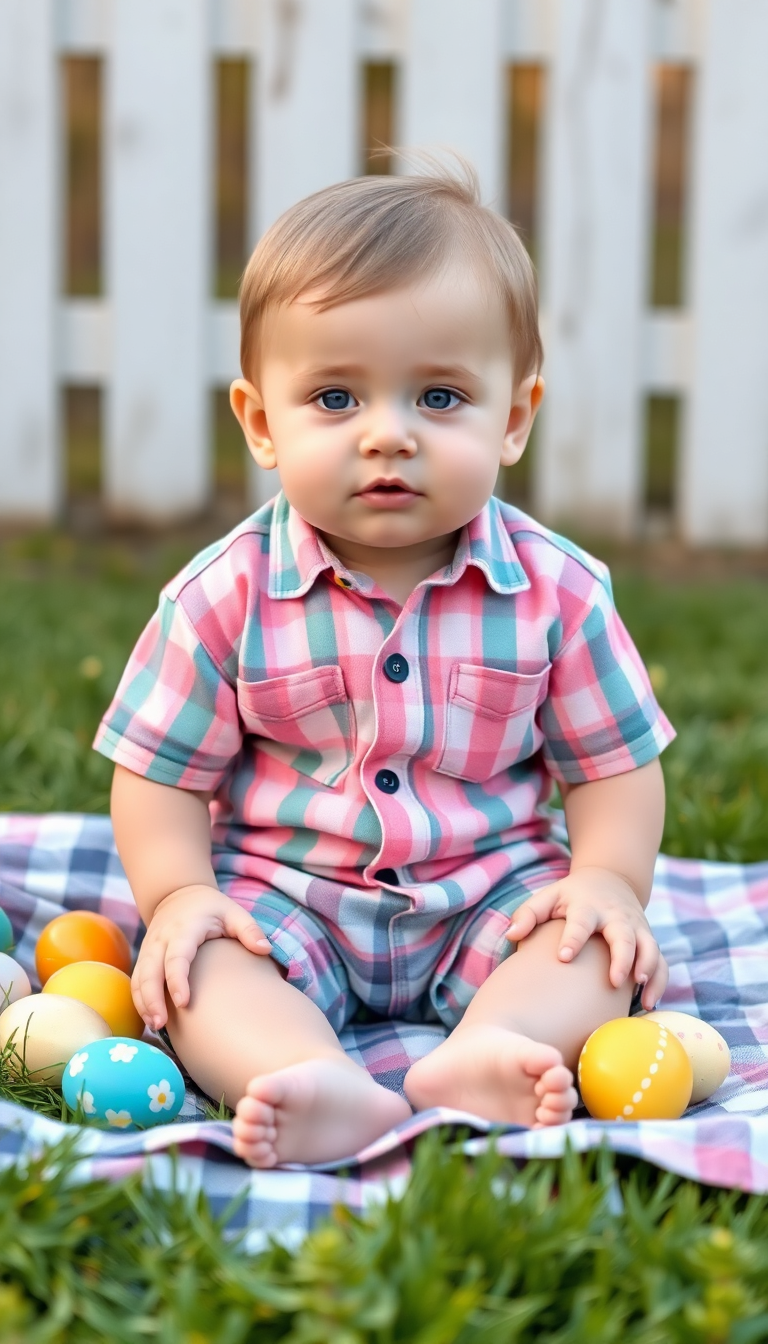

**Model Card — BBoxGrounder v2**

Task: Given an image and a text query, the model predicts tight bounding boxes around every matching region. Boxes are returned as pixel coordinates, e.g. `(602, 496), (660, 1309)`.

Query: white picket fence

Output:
(1, 0), (768, 542)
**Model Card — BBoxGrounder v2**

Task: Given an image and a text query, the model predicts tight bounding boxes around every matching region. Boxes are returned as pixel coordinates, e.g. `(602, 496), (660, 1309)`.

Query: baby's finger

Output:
(641, 951), (669, 1010)
(601, 920), (637, 987)
(557, 906), (599, 963)
(132, 944), (171, 1029)
(222, 906), (271, 954)
(506, 885), (560, 942)
(164, 938), (199, 1010)
(632, 926), (660, 988)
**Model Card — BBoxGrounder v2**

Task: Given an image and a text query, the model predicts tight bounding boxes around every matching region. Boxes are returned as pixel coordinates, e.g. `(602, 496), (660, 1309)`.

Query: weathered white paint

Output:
(0, 0), (58, 519)
(253, 0), (358, 238)
(105, 0), (211, 521)
(56, 0), (111, 52)
(537, 0), (653, 538)
(681, 0), (768, 544)
(58, 300), (111, 384)
(401, 0), (504, 207)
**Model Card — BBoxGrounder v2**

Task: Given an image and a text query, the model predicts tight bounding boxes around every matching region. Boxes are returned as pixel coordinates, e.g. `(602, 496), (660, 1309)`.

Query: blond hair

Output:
(239, 159), (543, 383)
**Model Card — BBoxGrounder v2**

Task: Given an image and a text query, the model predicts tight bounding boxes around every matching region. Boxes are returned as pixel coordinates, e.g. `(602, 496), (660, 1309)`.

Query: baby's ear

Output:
(501, 374), (544, 466)
(230, 379), (277, 471)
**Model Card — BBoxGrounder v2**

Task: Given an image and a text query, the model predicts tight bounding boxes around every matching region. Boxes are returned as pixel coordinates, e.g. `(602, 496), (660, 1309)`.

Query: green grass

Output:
(2, 525), (768, 1334)
(3, 1132), (768, 1343)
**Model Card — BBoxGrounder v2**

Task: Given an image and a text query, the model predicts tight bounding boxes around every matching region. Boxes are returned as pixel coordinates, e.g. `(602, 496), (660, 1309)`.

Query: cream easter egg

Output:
(578, 1016), (693, 1121)
(644, 1011), (731, 1104)
(0, 994), (111, 1085)
(0, 952), (32, 1007)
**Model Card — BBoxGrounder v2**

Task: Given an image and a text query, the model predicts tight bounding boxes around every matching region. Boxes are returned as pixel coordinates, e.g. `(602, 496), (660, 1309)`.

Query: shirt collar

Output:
(267, 491), (530, 599)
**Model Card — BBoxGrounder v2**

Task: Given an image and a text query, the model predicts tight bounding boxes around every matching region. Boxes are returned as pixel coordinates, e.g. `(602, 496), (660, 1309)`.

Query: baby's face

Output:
(234, 264), (541, 557)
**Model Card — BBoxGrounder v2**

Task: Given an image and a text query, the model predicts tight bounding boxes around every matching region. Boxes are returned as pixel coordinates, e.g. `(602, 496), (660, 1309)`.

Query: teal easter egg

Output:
(0, 908), (13, 953)
(62, 1036), (185, 1130)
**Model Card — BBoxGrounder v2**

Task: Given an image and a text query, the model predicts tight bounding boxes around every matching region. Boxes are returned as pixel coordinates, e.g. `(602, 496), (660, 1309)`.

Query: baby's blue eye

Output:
(318, 389), (355, 411)
(420, 388), (460, 411)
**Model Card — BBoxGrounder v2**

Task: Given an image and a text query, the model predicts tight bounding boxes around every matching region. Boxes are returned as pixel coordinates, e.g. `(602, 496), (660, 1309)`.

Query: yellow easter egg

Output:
(0, 993), (111, 1085)
(644, 1011), (731, 1104)
(578, 1016), (693, 1121)
(43, 961), (144, 1039)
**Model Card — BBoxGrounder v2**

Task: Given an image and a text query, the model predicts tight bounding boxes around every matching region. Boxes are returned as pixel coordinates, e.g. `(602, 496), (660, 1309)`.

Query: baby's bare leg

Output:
(404, 920), (633, 1126)
(165, 939), (410, 1167)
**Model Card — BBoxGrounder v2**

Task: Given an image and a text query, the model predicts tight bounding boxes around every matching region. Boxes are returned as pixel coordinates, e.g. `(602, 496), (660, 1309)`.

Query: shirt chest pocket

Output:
(237, 666), (355, 787)
(435, 663), (551, 784)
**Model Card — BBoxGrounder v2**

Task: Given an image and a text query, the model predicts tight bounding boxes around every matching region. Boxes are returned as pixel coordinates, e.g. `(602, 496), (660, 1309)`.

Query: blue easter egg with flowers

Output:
(62, 1036), (185, 1130)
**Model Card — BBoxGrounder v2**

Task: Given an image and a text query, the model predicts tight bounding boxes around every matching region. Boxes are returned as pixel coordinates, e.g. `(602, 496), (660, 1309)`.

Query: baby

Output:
(96, 165), (675, 1168)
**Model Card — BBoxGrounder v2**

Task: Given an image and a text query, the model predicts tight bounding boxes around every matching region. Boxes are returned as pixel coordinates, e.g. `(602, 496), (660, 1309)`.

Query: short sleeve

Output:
(538, 574), (675, 784)
(93, 593), (242, 790)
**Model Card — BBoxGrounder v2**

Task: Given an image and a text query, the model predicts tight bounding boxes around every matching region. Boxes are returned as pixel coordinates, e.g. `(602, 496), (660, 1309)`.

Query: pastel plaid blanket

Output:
(1, 812), (767, 1249)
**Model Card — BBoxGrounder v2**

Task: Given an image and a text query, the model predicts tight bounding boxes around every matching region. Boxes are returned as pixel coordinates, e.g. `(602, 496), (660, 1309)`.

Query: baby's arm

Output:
(507, 758), (667, 1009)
(111, 764), (270, 1030)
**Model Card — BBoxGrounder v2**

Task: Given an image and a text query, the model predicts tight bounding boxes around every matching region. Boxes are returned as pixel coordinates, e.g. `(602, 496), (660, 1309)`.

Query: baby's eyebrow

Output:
(412, 363), (481, 384)
(293, 364), (367, 384)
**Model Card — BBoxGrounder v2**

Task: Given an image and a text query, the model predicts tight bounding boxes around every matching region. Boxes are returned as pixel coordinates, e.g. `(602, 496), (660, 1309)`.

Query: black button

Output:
(383, 653), (409, 683)
(375, 867), (398, 885)
(374, 769), (399, 794)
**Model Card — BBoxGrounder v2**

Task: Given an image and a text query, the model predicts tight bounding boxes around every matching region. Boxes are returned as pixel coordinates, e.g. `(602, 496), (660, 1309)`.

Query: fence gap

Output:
(649, 65), (692, 309)
(505, 63), (544, 266)
(362, 62), (396, 173)
(213, 388), (248, 510)
(65, 386), (102, 510)
(643, 394), (679, 531)
(63, 56), (102, 297)
(215, 59), (249, 299)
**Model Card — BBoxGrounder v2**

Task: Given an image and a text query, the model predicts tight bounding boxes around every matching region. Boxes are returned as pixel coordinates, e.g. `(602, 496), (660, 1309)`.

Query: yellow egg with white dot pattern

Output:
(578, 1016), (693, 1121)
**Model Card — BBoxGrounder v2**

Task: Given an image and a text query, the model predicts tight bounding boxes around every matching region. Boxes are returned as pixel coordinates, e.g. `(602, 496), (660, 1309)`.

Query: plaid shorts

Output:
(220, 852), (573, 1033)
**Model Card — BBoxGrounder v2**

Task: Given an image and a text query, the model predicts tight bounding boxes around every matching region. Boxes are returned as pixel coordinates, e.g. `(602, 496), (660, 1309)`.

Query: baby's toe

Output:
(235, 1093), (275, 1127)
(534, 1064), (573, 1097)
(233, 1135), (278, 1166)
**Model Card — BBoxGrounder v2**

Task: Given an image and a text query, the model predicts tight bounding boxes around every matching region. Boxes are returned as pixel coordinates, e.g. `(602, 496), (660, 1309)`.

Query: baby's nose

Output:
(358, 407), (416, 455)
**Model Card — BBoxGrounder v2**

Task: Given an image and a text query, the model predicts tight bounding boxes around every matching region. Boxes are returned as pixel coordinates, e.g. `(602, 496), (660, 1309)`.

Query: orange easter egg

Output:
(43, 961), (143, 1039)
(578, 1016), (693, 1121)
(35, 912), (132, 985)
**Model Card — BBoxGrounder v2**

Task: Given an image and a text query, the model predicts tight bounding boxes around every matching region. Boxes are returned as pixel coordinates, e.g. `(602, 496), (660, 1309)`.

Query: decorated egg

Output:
(35, 911), (132, 985)
(0, 907), (13, 953)
(0, 994), (110, 1084)
(62, 1036), (185, 1130)
(0, 952), (32, 1007)
(578, 1016), (693, 1121)
(43, 961), (144, 1038)
(644, 1010), (731, 1104)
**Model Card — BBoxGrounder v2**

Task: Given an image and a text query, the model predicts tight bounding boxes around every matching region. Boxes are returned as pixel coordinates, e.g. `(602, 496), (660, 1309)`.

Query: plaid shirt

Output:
(94, 494), (675, 905)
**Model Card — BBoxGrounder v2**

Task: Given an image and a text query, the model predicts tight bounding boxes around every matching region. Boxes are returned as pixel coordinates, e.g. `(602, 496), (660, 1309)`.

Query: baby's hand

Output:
(131, 885), (271, 1031)
(506, 867), (667, 1011)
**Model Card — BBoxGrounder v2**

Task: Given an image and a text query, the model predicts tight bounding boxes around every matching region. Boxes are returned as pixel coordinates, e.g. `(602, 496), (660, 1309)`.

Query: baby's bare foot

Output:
(404, 1025), (577, 1128)
(232, 1056), (412, 1168)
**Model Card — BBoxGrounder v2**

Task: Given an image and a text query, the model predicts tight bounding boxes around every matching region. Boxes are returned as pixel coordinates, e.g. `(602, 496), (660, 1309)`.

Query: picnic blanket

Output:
(1, 812), (768, 1249)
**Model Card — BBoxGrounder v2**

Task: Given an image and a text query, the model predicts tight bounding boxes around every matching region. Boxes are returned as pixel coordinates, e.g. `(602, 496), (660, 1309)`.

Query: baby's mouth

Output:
(357, 481), (421, 508)
(358, 480), (419, 497)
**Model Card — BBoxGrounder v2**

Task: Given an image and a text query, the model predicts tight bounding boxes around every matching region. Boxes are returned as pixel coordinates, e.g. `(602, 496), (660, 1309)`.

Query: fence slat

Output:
(106, 0), (210, 521)
(402, 0), (504, 206)
(536, 0), (652, 537)
(246, 0), (358, 508)
(0, 1), (58, 519)
(253, 0), (358, 237)
(681, 0), (768, 544)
